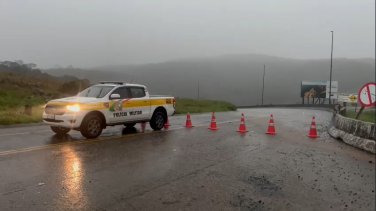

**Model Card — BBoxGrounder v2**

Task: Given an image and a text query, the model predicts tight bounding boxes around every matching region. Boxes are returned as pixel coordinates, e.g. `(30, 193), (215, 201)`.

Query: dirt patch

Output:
(246, 176), (283, 197)
(230, 194), (265, 211)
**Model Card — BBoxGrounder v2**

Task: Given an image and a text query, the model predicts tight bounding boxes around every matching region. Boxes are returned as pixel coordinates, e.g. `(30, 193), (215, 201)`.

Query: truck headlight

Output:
(66, 105), (80, 112)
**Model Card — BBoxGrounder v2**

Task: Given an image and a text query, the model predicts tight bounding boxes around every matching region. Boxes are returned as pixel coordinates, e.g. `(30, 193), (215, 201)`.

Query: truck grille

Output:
(45, 104), (65, 115)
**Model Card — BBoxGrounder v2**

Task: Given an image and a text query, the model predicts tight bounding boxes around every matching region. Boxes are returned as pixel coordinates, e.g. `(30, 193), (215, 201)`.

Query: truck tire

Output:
(149, 111), (166, 130)
(50, 126), (70, 135)
(80, 115), (103, 139)
(124, 123), (136, 128)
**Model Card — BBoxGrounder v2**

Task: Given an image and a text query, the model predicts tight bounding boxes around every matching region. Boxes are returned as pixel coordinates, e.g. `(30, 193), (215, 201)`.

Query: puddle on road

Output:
(47, 125), (155, 145)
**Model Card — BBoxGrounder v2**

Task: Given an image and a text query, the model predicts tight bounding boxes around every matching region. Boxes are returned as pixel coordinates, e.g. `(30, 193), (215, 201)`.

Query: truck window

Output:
(110, 87), (129, 99)
(130, 87), (146, 98)
(77, 86), (114, 98)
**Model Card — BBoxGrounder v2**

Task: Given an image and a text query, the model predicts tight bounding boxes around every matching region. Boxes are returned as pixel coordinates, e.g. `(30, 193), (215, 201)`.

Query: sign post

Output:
(356, 82), (376, 119)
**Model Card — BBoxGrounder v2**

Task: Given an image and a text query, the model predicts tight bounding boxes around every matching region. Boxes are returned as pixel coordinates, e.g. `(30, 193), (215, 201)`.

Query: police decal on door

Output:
(113, 112), (128, 118)
(129, 111), (142, 115)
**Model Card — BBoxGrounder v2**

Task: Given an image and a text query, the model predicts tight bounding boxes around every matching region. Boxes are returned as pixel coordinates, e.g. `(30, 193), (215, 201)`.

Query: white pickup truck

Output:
(43, 81), (175, 138)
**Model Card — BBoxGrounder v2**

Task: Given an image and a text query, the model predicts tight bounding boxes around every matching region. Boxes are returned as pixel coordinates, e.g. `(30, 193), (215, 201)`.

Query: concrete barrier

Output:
(237, 104), (333, 111)
(237, 104), (333, 108)
(329, 113), (375, 154)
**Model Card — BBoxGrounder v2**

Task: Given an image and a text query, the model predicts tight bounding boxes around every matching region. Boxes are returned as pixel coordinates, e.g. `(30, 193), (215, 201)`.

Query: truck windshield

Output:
(77, 86), (114, 98)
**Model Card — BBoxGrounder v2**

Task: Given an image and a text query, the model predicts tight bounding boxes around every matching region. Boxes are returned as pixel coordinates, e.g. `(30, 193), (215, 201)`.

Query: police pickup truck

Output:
(43, 81), (175, 139)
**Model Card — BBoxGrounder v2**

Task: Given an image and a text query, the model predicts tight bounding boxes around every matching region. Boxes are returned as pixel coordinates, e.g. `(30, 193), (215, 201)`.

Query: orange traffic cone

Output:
(307, 116), (319, 138)
(208, 112), (218, 130)
(237, 113), (248, 133)
(185, 111), (193, 128)
(164, 118), (171, 128)
(266, 115), (277, 135)
(141, 122), (146, 133)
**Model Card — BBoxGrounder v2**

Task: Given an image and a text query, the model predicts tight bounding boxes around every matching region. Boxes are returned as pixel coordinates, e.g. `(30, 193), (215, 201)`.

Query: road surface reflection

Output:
(54, 145), (88, 210)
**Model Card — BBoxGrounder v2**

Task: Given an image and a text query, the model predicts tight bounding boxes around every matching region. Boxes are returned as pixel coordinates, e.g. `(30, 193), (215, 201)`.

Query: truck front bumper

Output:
(43, 112), (85, 129)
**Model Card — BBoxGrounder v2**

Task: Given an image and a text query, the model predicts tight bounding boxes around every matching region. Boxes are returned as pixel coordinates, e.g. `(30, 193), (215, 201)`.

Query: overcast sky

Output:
(0, 0), (374, 68)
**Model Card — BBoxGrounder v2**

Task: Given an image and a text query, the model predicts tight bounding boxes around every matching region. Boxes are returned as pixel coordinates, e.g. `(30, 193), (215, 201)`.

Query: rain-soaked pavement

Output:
(0, 108), (374, 211)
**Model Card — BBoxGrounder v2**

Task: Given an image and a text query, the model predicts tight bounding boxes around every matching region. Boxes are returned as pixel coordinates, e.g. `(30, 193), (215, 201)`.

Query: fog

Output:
(45, 55), (375, 106)
(0, 0), (375, 68)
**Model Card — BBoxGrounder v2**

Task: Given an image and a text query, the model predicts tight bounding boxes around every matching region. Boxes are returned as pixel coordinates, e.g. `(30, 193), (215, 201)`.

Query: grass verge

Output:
(0, 89), (46, 110)
(346, 110), (375, 123)
(0, 98), (236, 125)
(175, 98), (237, 114)
(0, 106), (44, 125)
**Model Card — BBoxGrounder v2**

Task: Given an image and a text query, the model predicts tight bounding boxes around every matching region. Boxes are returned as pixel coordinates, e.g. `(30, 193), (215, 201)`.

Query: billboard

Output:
(301, 81), (326, 98)
(301, 81), (339, 99)
(326, 81), (338, 99)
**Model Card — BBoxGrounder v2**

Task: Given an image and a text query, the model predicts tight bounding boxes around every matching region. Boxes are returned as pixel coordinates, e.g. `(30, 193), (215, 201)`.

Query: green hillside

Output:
(175, 99), (237, 114)
(0, 70), (236, 125)
(0, 69), (90, 125)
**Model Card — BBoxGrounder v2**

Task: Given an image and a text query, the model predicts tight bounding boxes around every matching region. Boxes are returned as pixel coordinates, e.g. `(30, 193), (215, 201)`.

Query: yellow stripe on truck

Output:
(151, 99), (171, 106)
(118, 100), (148, 108)
(47, 102), (72, 106)
(111, 99), (169, 108)
(46, 102), (107, 111)
(46, 98), (171, 111)
(82, 103), (108, 110)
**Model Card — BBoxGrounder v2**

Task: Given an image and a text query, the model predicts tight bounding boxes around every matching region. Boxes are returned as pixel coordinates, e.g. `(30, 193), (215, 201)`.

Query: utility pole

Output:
(329, 31), (334, 104)
(198, 81), (200, 100)
(262, 65), (265, 105)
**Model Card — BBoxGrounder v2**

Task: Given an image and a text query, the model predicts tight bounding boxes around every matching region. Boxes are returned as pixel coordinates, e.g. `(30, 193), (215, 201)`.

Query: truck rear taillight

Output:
(173, 99), (176, 109)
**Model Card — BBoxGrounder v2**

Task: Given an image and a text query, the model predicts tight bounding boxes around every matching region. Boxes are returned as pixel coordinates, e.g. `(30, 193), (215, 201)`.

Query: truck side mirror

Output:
(110, 93), (121, 99)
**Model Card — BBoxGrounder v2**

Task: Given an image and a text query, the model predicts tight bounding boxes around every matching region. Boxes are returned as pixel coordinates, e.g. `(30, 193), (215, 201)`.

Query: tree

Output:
(26, 63), (37, 69)
(0, 61), (12, 67)
(58, 80), (90, 95)
(15, 60), (24, 65)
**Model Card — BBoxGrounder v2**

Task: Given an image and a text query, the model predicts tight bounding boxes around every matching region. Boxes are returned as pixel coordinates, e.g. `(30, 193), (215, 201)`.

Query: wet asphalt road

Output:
(0, 108), (374, 211)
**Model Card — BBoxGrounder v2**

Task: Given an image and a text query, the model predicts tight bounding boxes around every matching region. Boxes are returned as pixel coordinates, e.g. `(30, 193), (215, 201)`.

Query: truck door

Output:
(128, 87), (150, 121)
(108, 87), (132, 123)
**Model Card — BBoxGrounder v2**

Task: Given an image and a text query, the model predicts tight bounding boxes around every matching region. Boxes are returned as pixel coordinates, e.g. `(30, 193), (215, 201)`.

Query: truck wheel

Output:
(80, 115), (103, 139)
(150, 111), (166, 130)
(124, 123), (136, 128)
(50, 126), (70, 135)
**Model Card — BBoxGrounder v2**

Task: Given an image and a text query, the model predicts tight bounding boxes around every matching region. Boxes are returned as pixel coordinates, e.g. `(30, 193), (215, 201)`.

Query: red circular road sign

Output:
(358, 82), (376, 108)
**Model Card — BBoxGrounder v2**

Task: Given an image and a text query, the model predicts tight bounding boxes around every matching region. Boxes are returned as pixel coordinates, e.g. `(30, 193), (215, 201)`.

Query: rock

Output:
(25, 105), (32, 116)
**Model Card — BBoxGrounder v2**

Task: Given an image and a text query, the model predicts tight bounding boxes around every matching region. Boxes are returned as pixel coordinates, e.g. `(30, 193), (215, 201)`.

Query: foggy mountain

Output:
(44, 54), (375, 106)
(0, 61), (79, 82)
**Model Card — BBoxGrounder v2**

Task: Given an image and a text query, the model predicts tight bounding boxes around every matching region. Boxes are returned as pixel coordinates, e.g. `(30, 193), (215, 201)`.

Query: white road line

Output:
(0, 117), (261, 155)
(0, 130), (51, 137)
(0, 132), (31, 137)
(0, 117), (256, 137)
